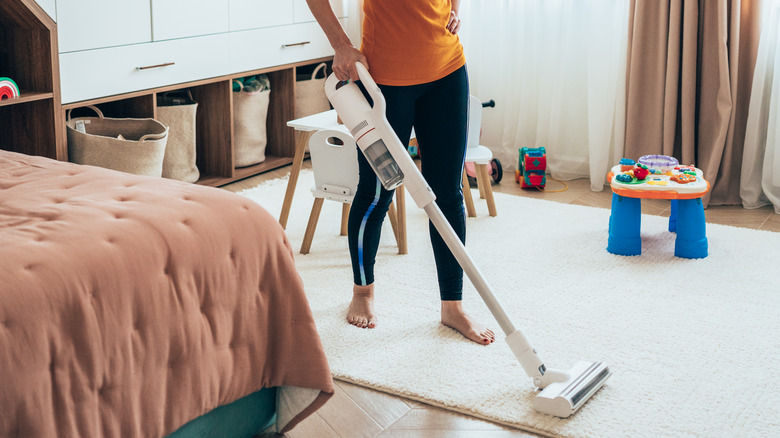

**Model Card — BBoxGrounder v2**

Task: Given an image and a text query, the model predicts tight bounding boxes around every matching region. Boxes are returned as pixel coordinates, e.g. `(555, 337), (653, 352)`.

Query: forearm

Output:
(451, 0), (461, 14)
(306, 0), (352, 50)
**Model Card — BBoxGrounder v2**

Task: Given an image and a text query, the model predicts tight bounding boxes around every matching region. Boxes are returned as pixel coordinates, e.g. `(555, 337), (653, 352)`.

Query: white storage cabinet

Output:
(57, 0), (347, 103)
(57, 0), (152, 53)
(152, 0), (230, 41)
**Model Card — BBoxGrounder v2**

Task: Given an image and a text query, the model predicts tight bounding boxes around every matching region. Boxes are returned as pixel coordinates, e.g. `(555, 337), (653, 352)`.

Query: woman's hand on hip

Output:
(333, 45), (369, 82)
(447, 11), (462, 34)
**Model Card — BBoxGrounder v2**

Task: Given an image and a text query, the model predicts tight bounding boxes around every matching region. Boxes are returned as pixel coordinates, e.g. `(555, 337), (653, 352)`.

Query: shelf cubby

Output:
(0, 0), (64, 160)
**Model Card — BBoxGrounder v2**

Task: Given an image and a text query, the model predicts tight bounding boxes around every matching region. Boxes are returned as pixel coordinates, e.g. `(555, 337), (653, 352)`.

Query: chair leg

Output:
(395, 185), (407, 255)
(462, 168), (476, 218)
(300, 198), (325, 254)
(341, 203), (350, 236)
(387, 201), (399, 243)
(477, 171), (487, 199)
(477, 164), (497, 217)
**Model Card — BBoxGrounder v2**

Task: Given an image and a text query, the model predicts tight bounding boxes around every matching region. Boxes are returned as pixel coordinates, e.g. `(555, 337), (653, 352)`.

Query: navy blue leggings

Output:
(348, 65), (469, 301)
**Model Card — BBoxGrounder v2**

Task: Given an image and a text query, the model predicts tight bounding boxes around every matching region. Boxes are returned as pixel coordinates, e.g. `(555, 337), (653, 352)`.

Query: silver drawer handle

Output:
(136, 62), (176, 70)
(282, 41), (311, 48)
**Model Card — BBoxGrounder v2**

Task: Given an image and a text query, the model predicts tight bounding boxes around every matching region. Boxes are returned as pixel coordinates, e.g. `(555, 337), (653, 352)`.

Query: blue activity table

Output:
(607, 165), (709, 259)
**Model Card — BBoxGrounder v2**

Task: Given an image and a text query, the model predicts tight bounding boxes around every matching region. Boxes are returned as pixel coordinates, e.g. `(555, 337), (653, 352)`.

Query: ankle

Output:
(353, 283), (374, 298)
(441, 300), (464, 316)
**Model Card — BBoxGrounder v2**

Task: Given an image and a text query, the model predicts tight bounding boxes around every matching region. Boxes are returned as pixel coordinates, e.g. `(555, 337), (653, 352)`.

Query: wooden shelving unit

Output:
(2, 0), (330, 187)
(0, 91), (53, 107)
(0, 0), (64, 160)
(59, 58), (325, 187)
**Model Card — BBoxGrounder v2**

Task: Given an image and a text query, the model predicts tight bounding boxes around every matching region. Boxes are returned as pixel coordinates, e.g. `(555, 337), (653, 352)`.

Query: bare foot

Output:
(347, 284), (376, 329)
(441, 301), (495, 345)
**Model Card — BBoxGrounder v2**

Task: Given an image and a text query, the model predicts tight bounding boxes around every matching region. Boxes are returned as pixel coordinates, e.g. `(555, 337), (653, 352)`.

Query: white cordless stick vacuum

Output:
(324, 63), (611, 418)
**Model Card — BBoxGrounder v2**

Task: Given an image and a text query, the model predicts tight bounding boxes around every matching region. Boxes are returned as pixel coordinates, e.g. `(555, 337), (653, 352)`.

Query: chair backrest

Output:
(466, 95), (483, 150)
(308, 128), (359, 203)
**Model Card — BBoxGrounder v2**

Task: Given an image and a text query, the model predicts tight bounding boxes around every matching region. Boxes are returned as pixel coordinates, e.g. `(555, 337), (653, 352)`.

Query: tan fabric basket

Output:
(157, 91), (200, 183)
(67, 106), (169, 177)
(233, 81), (271, 168)
(294, 63), (331, 119)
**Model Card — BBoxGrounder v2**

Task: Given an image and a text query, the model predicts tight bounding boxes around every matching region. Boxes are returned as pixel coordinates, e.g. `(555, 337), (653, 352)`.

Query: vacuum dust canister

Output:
(325, 79), (404, 191)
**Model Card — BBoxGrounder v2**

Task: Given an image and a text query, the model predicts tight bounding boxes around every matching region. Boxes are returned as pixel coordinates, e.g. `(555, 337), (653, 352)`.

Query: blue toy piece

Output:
(673, 198), (708, 259)
(607, 194), (642, 256)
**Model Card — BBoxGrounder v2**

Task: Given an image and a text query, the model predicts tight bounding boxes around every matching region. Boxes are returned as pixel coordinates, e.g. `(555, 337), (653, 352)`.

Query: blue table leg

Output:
(674, 198), (708, 259)
(668, 199), (678, 232)
(607, 193), (642, 256)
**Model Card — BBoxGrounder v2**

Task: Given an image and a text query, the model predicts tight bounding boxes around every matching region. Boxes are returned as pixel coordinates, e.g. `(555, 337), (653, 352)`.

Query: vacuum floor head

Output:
(532, 361), (612, 418)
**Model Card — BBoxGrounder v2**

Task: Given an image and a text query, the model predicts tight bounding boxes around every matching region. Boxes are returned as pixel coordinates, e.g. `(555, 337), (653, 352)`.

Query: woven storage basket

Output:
(233, 78), (271, 167)
(157, 90), (200, 182)
(67, 106), (168, 177)
(294, 63), (331, 119)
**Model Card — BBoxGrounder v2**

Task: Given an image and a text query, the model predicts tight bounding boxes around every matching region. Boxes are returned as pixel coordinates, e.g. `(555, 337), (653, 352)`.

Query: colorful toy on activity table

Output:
(515, 147), (546, 188)
(607, 155), (710, 259)
(0, 77), (21, 100)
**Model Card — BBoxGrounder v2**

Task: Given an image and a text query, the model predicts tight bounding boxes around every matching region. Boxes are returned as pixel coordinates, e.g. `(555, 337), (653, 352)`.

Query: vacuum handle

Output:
(323, 62), (383, 108)
(324, 70), (342, 100)
(354, 62), (388, 117)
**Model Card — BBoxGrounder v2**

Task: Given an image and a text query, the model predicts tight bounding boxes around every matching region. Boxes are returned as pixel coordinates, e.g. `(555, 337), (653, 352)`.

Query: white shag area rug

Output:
(239, 170), (780, 438)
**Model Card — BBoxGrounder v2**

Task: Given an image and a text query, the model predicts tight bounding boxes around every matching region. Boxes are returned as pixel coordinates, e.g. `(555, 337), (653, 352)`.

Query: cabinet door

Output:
(57, 0), (152, 52)
(60, 34), (230, 103)
(229, 0), (294, 32)
(293, 0), (347, 23)
(151, 0), (230, 41)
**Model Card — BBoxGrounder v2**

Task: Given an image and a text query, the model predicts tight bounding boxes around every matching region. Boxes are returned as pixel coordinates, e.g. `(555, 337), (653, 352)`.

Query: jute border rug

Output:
(240, 170), (780, 438)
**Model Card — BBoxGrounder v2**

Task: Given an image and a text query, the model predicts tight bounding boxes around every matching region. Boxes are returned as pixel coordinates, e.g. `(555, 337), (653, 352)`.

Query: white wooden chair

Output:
(300, 128), (405, 254)
(462, 95), (497, 217)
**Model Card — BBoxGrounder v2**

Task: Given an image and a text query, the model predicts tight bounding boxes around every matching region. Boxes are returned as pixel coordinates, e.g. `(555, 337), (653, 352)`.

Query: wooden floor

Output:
(224, 162), (779, 438)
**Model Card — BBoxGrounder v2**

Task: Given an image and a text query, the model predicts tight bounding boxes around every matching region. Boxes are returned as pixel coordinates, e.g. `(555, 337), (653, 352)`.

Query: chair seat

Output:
(465, 144), (493, 164)
(311, 187), (353, 204)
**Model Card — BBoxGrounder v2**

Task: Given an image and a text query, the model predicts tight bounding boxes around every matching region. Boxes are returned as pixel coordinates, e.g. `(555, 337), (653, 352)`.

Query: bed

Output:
(0, 150), (333, 437)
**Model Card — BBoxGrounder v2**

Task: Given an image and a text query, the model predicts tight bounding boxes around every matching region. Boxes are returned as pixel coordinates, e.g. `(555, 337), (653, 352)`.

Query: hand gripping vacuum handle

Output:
(324, 63), (435, 208)
(324, 63), (548, 380)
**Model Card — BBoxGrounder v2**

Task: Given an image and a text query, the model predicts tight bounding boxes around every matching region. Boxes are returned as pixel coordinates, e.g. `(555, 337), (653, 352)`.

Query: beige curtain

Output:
(624, 0), (762, 206)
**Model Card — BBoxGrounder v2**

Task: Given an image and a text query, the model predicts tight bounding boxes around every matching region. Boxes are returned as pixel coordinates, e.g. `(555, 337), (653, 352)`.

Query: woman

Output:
(306, 0), (494, 345)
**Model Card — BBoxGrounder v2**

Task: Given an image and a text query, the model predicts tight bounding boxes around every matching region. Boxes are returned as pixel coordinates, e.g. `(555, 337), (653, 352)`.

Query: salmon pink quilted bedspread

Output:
(0, 150), (332, 437)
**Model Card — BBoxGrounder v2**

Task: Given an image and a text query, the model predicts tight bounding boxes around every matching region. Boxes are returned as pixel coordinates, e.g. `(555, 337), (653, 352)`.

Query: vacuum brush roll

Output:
(532, 361), (612, 418)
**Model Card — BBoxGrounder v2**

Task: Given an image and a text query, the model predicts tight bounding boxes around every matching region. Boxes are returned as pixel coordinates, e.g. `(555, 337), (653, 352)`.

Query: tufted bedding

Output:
(0, 150), (333, 437)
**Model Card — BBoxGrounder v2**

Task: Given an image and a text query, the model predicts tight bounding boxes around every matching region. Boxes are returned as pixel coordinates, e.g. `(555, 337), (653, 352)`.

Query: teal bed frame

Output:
(167, 387), (277, 438)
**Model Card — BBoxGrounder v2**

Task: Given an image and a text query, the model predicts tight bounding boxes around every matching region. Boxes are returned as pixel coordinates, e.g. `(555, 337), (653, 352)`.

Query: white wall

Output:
(35, 0), (56, 21)
(346, 0), (361, 44)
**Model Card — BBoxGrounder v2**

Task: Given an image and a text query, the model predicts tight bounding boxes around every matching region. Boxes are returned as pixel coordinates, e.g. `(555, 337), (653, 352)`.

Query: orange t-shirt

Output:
(360, 0), (467, 86)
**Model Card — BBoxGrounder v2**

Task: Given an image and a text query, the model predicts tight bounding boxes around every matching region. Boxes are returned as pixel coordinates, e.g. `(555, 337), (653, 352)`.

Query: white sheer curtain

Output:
(741, 1), (780, 213)
(459, 0), (630, 191)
